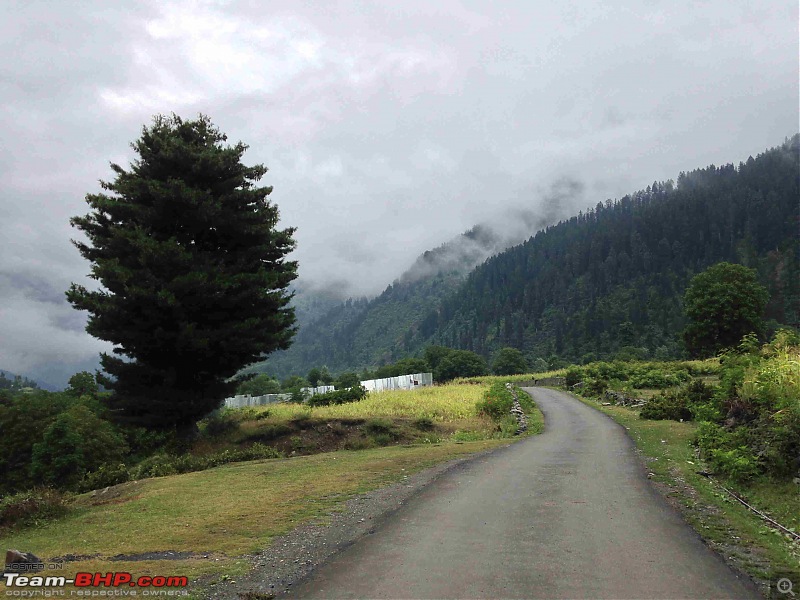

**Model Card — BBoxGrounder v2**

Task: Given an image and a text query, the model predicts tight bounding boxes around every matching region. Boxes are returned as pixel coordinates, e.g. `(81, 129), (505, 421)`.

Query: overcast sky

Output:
(1, 0), (797, 386)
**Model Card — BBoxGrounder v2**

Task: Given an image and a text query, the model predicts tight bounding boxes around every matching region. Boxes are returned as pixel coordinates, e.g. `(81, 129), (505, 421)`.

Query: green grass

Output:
(524, 398), (545, 435)
(0, 440), (512, 595)
(1, 381), (545, 597)
(576, 393), (800, 590)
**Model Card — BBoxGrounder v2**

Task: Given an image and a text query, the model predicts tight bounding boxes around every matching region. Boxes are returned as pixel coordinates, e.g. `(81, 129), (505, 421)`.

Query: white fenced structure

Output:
(302, 385), (335, 396)
(223, 373), (434, 409)
(360, 372), (433, 393)
(224, 393), (290, 409)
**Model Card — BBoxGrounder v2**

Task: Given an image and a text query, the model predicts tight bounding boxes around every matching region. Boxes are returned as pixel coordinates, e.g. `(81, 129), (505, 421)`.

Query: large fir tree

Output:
(67, 114), (297, 431)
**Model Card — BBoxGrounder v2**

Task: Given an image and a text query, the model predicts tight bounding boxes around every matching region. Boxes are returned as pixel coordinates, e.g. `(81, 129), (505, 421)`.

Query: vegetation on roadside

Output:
(564, 332), (800, 592)
(1, 380), (542, 540)
(476, 382), (543, 437)
(562, 359), (717, 395)
(693, 332), (800, 483)
(578, 331), (800, 485)
(576, 396), (800, 593)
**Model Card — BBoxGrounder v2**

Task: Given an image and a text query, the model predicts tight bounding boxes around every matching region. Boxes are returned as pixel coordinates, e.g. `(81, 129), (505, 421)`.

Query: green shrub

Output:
(690, 401), (724, 423)
(476, 383), (515, 421)
(31, 405), (128, 489)
(131, 453), (179, 479)
(694, 422), (760, 482)
(0, 488), (69, 531)
(78, 463), (131, 492)
(695, 421), (733, 452)
(307, 385), (367, 407)
(129, 444), (282, 481)
(412, 417), (435, 431)
(583, 378), (609, 397)
(201, 411), (240, 438)
(496, 416), (520, 438)
(370, 433), (394, 446)
(364, 419), (399, 445)
(686, 362), (720, 376)
(708, 447), (760, 483)
(755, 409), (800, 478)
(585, 362), (629, 381)
(640, 389), (692, 421)
(207, 443), (282, 465)
(364, 418), (395, 435)
(564, 367), (583, 387)
(683, 378), (715, 404)
(629, 368), (690, 389)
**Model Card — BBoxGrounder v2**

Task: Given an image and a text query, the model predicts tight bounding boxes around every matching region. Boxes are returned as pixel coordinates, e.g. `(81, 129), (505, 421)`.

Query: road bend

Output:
(287, 387), (759, 599)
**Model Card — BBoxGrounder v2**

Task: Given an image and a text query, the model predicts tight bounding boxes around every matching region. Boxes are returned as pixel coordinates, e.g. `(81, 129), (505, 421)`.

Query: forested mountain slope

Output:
(415, 136), (799, 363)
(250, 225), (511, 378)
(253, 136), (798, 377)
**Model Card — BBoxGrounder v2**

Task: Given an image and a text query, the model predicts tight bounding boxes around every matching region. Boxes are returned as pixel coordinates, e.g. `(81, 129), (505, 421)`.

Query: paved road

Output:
(287, 387), (759, 599)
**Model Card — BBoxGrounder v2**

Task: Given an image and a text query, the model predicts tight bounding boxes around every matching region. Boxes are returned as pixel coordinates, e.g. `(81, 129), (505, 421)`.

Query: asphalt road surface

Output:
(287, 387), (759, 599)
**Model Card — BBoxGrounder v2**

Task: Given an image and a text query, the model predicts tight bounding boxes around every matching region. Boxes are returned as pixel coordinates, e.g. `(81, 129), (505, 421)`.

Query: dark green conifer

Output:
(67, 114), (297, 431)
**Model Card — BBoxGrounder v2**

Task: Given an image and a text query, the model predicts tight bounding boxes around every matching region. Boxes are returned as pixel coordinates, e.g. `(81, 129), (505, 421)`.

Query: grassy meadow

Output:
(259, 381), (488, 421)
(0, 380), (542, 597)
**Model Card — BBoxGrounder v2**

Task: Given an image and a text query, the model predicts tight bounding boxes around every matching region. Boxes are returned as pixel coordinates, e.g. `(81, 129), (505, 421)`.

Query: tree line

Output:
(415, 136), (799, 364)
(256, 135), (799, 378)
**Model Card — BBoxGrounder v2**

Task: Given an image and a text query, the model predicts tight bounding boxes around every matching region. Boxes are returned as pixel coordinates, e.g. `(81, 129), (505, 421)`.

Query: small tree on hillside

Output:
(682, 262), (769, 358)
(237, 374), (281, 396)
(66, 371), (99, 398)
(374, 357), (429, 378)
(492, 347), (528, 375)
(307, 368), (323, 387)
(423, 346), (453, 375)
(308, 367), (334, 386)
(334, 372), (361, 389)
(67, 115), (297, 433)
(435, 349), (488, 382)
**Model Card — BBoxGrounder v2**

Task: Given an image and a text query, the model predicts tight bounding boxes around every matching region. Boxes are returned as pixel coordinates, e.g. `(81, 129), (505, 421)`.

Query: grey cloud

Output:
(0, 272), (66, 306)
(0, 0), (796, 385)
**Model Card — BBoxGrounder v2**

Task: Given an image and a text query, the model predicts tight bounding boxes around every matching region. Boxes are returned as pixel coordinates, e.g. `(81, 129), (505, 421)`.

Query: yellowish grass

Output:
(254, 382), (488, 422)
(457, 370), (565, 386)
